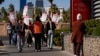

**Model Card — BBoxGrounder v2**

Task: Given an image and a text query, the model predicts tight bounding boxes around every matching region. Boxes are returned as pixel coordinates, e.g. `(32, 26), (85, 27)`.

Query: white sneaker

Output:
(74, 55), (77, 56)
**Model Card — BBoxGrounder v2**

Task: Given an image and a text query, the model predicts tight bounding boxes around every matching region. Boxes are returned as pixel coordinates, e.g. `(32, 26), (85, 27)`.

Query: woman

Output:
(33, 16), (44, 51)
(45, 16), (56, 49)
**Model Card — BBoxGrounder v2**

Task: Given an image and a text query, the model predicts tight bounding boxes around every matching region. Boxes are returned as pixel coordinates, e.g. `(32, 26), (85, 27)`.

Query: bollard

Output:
(60, 32), (64, 50)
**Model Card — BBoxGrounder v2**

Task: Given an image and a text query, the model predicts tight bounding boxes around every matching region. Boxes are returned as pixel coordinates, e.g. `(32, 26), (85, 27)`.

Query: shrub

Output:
(53, 24), (70, 46)
(92, 25), (100, 36)
(53, 30), (61, 46)
(84, 19), (100, 36)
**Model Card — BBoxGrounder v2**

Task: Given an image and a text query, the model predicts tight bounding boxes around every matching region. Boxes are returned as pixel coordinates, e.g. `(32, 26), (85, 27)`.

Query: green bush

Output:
(53, 24), (70, 46)
(92, 26), (100, 36)
(84, 19), (100, 36)
(53, 30), (61, 46)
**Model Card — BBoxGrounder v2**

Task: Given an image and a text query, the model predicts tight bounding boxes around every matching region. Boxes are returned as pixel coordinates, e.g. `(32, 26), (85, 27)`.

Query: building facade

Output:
(20, 0), (26, 12)
(27, 2), (34, 18)
(35, 0), (44, 8)
(71, 0), (91, 23)
(93, 0), (100, 19)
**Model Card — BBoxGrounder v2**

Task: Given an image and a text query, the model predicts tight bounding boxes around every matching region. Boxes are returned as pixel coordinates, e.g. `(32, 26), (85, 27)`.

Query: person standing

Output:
(71, 13), (86, 56)
(33, 16), (44, 51)
(26, 21), (33, 47)
(46, 16), (56, 49)
(16, 19), (27, 52)
(12, 21), (17, 45)
(7, 21), (12, 45)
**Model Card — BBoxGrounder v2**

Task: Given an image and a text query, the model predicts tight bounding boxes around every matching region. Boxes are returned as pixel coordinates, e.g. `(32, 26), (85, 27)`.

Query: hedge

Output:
(84, 19), (100, 36)
(53, 24), (70, 46)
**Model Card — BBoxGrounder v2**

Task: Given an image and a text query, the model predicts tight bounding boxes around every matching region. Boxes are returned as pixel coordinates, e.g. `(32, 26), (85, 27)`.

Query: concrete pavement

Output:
(0, 38), (74, 56)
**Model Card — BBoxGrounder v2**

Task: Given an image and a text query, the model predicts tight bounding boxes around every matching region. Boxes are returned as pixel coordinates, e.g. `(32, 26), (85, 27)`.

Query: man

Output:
(71, 13), (85, 56)
(7, 22), (12, 45)
(16, 19), (27, 52)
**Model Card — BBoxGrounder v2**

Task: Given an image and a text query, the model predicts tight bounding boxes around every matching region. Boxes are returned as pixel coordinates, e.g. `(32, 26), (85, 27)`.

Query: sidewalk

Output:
(0, 39), (74, 56)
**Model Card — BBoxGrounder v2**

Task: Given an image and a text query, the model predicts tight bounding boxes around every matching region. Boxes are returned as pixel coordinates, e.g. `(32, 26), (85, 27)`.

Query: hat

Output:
(77, 13), (82, 21)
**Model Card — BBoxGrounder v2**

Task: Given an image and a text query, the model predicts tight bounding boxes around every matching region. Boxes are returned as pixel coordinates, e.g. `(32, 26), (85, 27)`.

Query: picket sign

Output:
(8, 12), (16, 24)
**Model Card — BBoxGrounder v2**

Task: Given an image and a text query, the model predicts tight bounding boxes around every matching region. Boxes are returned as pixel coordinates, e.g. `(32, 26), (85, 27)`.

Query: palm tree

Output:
(16, 11), (22, 20)
(48, 0), (60, 17)
(49, 4), (59, 17)
(0, 0), (4, 4)
(66, 8), (70, 22)
(35, 7), (42, 16)
(50, 4), (57, 13)
(8, 4), (15, 12)
(62, 8), (70, 23)
(1, 7), (9, 22)
(32, 9), (35, 20)
(1, 7), (7, 18)
(48, 0), (53, 5)
(56, 8), (60, 15)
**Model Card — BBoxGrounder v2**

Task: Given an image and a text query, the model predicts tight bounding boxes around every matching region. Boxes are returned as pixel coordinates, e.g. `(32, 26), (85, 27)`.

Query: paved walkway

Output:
(0, 38), (74, 56)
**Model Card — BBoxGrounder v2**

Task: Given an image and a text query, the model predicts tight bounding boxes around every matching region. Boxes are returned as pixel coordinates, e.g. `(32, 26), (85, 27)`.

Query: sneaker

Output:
(18, 48), (22, 52)
(74, 55), (77, 56)
(34, 49), (38, 52)
(29, 45), (32, 47)
(38, 49), (41, 52)
(48, 48), (53, 50)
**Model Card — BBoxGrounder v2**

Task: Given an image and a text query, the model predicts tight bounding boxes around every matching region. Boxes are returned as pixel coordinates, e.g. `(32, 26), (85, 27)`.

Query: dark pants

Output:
(34, 34), (42, 50)
(8, 33), (12, 45)
(73, 42), (83, 56)
(41, 35), (47, 44)
(12, 33), (17, 45)
(27, 33), (33, 44)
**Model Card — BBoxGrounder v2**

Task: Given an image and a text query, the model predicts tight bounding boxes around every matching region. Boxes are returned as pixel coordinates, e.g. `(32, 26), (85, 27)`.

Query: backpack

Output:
(33, 21), (43, 34)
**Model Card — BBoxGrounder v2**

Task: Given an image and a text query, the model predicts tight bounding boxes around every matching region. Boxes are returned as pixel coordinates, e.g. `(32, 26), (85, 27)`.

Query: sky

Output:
(0, 0), (70, 11)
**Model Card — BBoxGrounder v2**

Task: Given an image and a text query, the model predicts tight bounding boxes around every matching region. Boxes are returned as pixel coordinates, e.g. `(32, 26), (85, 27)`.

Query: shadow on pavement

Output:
(8, 48), (62, 54)
(0, 50), (10, 55)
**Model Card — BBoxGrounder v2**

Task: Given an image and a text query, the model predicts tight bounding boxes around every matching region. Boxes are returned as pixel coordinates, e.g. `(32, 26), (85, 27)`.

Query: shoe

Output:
(38, 49), (41, 52)
(29, 45), (32, 47)
(34, 49), (38, 52)
(18, 48), (22, 52)
(74, 55), (77, 56)
(48, 48), (53, 49)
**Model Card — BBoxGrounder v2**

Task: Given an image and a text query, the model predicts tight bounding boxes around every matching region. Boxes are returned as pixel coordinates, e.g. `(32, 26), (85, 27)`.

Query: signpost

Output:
(71, 0), (91, 30)
(23, 5), (28, 18)
(9, 12), (16, 24)
(71, 0), (91, 23)
(40, 13), (47, 22)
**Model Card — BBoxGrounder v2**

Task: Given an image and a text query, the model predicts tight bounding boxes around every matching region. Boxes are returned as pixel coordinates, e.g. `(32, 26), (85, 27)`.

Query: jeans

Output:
(47, 30), (53, 48)
(12, 33), (17, 45)
(17, 34), (25, 51)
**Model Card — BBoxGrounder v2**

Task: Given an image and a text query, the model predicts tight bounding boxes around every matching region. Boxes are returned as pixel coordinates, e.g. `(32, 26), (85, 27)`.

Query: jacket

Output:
(71, 21), (85, 43)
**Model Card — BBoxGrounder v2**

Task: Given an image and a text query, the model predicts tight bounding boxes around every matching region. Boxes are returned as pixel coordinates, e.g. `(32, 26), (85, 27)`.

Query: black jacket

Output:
(45, 22), (56, 34)
(15, 23), (27, 35)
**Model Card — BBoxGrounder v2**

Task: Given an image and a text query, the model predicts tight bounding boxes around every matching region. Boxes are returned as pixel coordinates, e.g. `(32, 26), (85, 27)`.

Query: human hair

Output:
(77, 13), (82, 21)
(35, 15), (41, 22)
